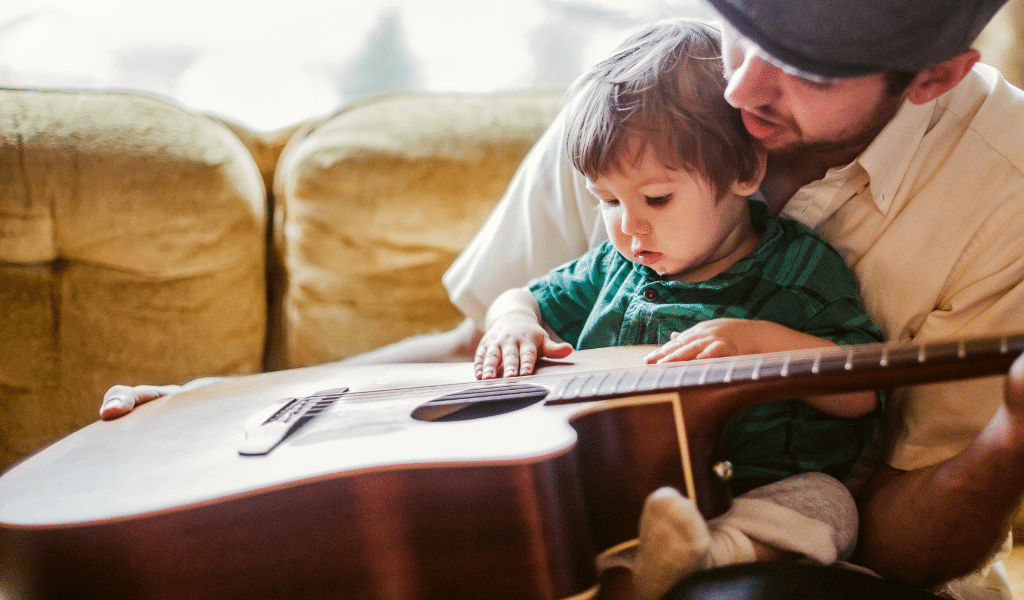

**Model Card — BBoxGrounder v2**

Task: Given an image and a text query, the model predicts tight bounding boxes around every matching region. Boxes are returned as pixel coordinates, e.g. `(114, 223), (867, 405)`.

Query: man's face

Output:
(720, 24), (907, 158)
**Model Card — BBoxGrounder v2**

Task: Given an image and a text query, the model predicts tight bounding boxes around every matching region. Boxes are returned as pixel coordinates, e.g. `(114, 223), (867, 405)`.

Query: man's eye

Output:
(797, 77), (835, 91)
(645, 195), (670, 206)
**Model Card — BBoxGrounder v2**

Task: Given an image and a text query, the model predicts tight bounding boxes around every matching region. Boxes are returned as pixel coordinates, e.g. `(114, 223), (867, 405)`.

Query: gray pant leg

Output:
(716, 471), (859, 562)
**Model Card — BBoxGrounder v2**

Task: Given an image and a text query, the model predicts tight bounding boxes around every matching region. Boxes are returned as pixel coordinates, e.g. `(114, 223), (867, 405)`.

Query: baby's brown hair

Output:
(566, 18), (762, 198)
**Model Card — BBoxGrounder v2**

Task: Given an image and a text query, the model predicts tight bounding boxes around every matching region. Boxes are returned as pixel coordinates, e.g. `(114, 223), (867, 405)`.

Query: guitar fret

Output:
(668, 364), (689, 389)
(654, 368), (670, 390)
(849, 348), (879, 374)
(579, 372), (609, 399)
(546, 377), (572, 402)
(886, 344), (919, 366)
(880, 345), (889, 367)
(918, 345), (927, 363)
(729, 358), (757, 382)
(750, 356), (763, 380)
(965, 336), (1009, 357)
(562, 376), (586, 399)
(696, 363), (711, 385)
(723, 361), (736, 383)
(816, 351), (849, 375)
(636, 369), (662, 392)
(845, 347), (854, 371)
(757, 355), (785, 380)
(598, 371), (624, 397)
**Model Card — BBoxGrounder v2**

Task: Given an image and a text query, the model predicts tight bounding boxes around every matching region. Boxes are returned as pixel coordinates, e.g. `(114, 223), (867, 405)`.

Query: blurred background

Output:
(0, 0), (715, 131)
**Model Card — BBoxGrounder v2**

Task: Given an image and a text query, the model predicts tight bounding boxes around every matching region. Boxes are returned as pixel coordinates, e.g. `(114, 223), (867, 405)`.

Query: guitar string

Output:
(297, 334), (1024, 406)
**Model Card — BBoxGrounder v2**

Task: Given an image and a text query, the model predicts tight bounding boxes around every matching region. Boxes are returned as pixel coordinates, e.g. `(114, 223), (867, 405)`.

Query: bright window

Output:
(0, 0), (712, 130)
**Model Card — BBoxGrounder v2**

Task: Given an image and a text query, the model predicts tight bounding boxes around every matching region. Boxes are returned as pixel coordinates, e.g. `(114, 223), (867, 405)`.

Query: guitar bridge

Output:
(238, 387), (349, 456)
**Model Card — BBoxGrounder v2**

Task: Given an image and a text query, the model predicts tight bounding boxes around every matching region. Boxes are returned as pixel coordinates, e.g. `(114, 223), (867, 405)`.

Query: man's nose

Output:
(724, 52), (780, 109)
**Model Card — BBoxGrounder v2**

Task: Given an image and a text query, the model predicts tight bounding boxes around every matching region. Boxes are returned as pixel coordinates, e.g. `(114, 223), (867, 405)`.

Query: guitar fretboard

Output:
(542, 333), (1024, 405)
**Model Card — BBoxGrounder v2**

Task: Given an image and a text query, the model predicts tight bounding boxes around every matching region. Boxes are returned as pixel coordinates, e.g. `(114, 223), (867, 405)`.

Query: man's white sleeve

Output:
(442, 107), (608, 327)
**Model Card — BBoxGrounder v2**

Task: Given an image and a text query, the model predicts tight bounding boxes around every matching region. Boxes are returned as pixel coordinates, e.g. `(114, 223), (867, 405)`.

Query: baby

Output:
(473, 18), (884, 600)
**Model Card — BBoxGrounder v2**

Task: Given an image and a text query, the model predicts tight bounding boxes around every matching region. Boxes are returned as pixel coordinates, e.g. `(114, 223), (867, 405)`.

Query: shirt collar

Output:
(855, 97), (935, 214)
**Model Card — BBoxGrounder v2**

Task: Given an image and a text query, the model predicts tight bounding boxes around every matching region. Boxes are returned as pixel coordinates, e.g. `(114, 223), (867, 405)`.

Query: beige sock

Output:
(633, 487), (712, 600)
(705, 523), (758, 568)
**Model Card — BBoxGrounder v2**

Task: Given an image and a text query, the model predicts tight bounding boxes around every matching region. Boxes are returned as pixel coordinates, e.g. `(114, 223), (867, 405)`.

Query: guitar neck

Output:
(542, 333), (1024, 406)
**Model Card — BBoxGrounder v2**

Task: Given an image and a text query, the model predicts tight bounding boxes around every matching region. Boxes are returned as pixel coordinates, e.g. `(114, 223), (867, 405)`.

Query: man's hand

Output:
(474, 311), (573, 379)
(99, 378), (227, 420)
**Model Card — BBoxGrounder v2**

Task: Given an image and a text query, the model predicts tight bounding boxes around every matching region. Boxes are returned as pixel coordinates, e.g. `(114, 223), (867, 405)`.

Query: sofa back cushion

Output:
(0, 89), (267, 471)
(272, 93), (563, 369)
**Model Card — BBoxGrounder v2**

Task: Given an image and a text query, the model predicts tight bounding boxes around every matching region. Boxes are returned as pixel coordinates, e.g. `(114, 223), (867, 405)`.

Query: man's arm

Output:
(443, 106), (604, 326)
(337, 317), (482, 366)
(854, 353), (1024, 587)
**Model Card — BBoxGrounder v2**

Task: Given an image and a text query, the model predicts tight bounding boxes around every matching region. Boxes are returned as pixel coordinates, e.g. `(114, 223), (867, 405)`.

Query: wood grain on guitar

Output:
(1, 335), (1022, 600)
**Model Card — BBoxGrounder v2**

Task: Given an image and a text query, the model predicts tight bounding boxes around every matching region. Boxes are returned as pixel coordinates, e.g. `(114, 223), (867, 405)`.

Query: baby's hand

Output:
(645, 318), (768, 364)
(474, 313), (573, 379)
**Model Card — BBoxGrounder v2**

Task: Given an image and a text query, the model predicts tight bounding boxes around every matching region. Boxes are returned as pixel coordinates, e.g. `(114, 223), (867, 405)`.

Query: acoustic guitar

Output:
(1, 334), (1022, 600)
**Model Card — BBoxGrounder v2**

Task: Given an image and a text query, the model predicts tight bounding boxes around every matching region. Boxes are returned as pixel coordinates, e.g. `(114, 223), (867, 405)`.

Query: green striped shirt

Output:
(529, 199), (884, 494)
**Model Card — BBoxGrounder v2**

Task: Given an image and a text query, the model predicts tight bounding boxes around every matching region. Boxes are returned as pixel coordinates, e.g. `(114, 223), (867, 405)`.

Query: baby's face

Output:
(587, 143), (759, 282)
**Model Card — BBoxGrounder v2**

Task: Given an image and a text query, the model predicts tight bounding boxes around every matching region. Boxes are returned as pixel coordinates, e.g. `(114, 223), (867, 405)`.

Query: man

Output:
(102, 0), (1024, 597)
(442, 0), (1024, 597)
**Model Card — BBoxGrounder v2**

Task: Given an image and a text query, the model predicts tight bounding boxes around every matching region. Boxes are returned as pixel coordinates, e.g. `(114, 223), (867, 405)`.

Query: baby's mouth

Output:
(634, 249), (663, 266)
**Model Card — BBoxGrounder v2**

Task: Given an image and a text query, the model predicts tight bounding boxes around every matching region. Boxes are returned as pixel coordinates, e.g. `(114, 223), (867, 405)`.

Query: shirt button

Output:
(644, 289), (659, 302)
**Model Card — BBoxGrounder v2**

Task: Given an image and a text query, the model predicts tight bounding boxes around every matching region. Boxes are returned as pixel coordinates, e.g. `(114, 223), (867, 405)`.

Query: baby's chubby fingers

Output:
(474, 343), (504, 379)
(645, 337), (704, 364)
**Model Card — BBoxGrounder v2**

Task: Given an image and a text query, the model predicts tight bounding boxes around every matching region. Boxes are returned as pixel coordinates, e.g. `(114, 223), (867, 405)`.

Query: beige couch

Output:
(0, 88), (564, 472)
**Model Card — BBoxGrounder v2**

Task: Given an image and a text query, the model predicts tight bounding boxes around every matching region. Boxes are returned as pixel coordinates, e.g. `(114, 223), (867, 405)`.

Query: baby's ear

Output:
(730, 146), (767, 197)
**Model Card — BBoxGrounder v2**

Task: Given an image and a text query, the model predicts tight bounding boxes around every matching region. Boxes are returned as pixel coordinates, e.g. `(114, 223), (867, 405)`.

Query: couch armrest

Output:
(0, 89), (267, 471)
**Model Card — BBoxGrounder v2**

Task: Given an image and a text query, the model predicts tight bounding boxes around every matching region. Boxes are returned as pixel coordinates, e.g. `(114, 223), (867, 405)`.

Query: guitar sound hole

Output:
(411, 384), (550, 422)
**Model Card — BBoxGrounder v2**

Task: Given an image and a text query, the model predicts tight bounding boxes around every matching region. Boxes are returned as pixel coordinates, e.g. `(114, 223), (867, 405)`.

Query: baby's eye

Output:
(645, 195), (671, 206)
(600, 198), (620, 207)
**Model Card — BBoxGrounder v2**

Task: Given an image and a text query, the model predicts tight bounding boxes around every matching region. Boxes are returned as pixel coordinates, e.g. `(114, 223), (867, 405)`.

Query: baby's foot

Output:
(634, 487), (711, 600)
(1006, 354), (1024, 416)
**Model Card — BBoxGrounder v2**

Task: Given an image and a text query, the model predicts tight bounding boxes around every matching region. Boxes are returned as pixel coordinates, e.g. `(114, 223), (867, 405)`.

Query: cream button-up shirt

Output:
(782, 64), (1024, 471)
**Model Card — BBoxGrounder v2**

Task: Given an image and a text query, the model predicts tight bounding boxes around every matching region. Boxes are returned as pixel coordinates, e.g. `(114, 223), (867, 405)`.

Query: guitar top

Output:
(0, 346), (657, 526)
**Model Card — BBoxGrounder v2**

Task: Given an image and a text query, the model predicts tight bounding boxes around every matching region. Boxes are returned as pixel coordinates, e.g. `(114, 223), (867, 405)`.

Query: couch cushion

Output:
(272, 93), (563, 369)
(0, 89), (267, 471)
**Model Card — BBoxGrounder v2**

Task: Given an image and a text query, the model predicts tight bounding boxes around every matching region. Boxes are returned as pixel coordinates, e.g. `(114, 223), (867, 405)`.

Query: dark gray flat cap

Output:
(705, 0), (1010, 78)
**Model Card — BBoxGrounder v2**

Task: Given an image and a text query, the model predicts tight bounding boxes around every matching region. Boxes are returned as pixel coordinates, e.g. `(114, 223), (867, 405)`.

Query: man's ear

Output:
(730, 146), (768, 197)
(907, 49), (980, 105)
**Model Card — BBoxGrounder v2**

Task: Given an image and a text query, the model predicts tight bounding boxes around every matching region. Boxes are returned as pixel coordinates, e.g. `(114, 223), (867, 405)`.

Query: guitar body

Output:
(4, 335), (1021, 600)
(0, 348), (713, 600)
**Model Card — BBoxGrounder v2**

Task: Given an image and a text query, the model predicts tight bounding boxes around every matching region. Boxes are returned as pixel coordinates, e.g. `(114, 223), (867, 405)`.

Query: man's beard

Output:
(765, 92), (906, 160)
